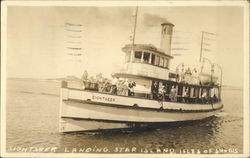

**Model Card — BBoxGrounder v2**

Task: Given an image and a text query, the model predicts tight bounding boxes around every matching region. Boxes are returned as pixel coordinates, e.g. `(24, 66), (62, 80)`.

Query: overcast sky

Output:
(6, 5), (245, 87)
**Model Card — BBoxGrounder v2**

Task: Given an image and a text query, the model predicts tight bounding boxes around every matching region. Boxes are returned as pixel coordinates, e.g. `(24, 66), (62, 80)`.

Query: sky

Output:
(6, 5), (245, 87)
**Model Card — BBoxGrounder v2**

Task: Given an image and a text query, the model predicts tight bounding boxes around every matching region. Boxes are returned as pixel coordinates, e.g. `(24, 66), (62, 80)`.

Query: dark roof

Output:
(122, 44), (173, 59)
(161, 22), (174, 26)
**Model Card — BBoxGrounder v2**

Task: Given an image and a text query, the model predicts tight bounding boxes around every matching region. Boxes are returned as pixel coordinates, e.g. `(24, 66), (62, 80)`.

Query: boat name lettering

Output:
(92, 95), (115, 102)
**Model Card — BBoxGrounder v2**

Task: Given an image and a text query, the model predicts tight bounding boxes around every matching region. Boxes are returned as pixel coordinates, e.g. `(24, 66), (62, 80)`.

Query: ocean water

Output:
(5, 79), (243, 154)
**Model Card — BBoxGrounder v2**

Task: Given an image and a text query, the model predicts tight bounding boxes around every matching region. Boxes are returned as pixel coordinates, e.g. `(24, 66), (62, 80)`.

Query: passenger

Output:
(121, 79), (129, 96)
(120, 80), (129, 96)
(182, 88), (189, 103)
(80, 70), (89, 89)
(128, 81), (136, 96)
(185, 67), (192, 75)
(88, 76), (96, 89)
(170, 86), (177, 102)
(176, 69), (181, 83)
(98, 82), (104, 92)
(192, 68), (199, 84)
(152, 82), (159, 100)
(191, 68), (196, 74)
(213, 94), (218, 103)
(103, 78), (111, 93)
(111, 76), (119, 94)
(201, 91), (208, 104)
(184, 68), (192, 84)
(124, 79), (129, 88)
(117, 79), (126, 95)
(81, 70), (88, 81)
(208, 96), (213, 104)
(159, 84), (166, 101)
(96, 73), (104, 92)
(97, 78), (105, 92)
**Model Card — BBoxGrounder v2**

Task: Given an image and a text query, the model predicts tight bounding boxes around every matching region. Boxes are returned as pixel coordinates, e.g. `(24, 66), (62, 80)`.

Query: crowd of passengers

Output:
(80, 70), (136, 96)
(176, 67), (200, 85)
(80, 70), (219, 104)
(151, 81), (219, 104)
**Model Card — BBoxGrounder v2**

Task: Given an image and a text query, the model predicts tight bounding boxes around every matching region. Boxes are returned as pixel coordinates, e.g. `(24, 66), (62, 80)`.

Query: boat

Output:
(59, 8), (223, 133)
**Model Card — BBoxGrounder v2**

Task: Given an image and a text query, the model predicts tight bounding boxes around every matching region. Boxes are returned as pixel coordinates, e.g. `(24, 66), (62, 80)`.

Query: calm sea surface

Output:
(5, 79), (243, 154)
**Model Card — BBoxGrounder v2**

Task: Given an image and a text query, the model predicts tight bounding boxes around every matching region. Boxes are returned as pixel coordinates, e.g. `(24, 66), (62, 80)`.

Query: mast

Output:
(130, 6), (138, 62)
(199, 31), (204, 62)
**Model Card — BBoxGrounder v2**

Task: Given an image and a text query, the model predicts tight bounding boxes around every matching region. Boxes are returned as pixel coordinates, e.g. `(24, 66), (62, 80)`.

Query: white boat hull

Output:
(59, 86), (223, 133)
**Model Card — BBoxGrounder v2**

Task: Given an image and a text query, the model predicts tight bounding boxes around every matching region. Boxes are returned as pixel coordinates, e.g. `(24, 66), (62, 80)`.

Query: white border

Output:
(243, 1), (250, 157)
(1, 1), (7, 158)
(1, 1), (249, 158)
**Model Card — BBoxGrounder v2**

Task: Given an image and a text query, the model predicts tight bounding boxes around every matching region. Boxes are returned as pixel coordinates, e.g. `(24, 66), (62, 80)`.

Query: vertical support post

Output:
(141, 52), (144, 63)
(219, 68), (223, 101)
(149, 53), (152, 64)
(199, 88), (202, 98)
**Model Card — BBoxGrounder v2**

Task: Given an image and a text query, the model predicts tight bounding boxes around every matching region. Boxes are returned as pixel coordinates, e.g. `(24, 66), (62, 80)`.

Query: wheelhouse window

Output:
(160, 57), (164, 67)
(155, 55), (160, 66)
(164, 59), (169, 68)
(151, 54), (155, 65)
(143, 52), (150, 63)
(134, 51), (142, 63)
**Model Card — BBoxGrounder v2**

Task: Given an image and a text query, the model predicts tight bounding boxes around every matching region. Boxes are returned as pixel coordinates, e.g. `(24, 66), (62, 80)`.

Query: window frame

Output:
(164, 58), (169, 68)
(151, 54), (155, 65)
(155, 55), (160, 66)
(160, 57), (164, 67)
(134, 51), (142, 63)
(142, 52), (150, 63)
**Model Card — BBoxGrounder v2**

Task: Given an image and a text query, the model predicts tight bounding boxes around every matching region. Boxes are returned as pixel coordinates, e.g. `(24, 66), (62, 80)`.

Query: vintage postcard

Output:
(1, 1), (249, 158)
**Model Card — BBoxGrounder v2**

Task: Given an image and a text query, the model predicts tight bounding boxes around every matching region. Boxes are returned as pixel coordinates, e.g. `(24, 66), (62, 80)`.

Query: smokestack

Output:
(160, 22), (174, 55)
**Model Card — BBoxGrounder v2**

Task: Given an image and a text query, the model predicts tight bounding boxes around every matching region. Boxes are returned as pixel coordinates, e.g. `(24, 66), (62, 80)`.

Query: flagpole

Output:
(131, 6), (138, 58)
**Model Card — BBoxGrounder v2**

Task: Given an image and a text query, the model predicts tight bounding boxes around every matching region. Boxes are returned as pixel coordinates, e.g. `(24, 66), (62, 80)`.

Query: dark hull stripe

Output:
(61, 116), (216, 133)
(61, 116), (215, 124)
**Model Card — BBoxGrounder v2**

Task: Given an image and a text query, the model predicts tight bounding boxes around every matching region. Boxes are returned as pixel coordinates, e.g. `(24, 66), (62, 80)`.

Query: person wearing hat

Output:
(170, 86), (177, 101)
(111, 76), (119, 94)
(159, 84), (166, 101)
(151, 81), (159, 100)
(182, 88), (189, 103)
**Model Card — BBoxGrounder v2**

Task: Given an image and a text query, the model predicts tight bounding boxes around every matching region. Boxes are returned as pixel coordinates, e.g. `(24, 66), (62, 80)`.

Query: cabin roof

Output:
(122, 44), (173, 59)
